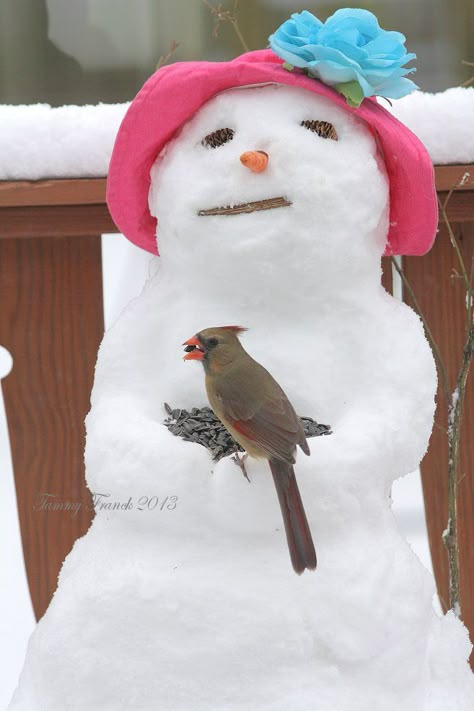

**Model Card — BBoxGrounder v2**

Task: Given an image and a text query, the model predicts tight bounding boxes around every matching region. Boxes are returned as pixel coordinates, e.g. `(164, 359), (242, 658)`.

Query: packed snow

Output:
(386, 87), (474, 165)
(0, 103), (127, 180)
(0, 87), (473, 182)
(9, 85), (474, 710)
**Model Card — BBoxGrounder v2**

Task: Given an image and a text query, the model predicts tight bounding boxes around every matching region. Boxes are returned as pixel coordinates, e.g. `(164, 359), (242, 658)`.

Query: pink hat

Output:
(107, 49), (437, 257)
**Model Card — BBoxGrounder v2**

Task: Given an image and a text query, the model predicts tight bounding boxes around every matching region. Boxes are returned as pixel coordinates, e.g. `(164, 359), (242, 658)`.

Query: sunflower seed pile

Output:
(164, 403), (331, 462)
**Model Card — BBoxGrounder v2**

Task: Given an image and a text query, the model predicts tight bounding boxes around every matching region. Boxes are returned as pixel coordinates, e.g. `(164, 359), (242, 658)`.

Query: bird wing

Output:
(213, 365), (306, 463)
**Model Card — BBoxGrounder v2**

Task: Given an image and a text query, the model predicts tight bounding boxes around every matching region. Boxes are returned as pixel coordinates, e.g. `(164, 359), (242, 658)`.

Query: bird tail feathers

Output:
(269, 459), (317, 574)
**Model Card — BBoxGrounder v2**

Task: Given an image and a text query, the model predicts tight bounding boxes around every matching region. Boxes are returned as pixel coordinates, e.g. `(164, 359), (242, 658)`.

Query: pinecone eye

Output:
(301, 120), (338, 141)
(201, 127), (235, 149)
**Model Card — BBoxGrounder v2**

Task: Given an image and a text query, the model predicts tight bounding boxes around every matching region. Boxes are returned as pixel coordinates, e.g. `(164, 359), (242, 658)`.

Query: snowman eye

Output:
(301, 120), (338, 141)
(201, 128), (235, 149)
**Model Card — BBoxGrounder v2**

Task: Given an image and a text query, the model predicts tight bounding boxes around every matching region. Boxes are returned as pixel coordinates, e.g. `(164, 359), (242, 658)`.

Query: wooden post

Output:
(403, 165), (474, 666)
(0, 179), (115, 620)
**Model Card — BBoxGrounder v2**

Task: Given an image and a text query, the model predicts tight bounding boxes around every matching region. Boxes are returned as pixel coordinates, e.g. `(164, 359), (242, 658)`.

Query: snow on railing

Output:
(0, 88), (473, 181)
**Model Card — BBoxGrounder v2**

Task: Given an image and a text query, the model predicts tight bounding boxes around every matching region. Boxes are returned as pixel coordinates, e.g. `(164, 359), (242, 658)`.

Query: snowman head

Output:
(148, 84), (388, 283)
(107, 50), (437, 261)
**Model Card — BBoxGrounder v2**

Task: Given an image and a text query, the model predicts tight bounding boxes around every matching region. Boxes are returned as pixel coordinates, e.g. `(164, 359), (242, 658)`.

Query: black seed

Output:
(163, 404), (331, 457)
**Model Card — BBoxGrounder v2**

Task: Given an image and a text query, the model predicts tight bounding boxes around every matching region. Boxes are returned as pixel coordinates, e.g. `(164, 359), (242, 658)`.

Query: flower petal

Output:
(375, 76), (419, 99)
(268, 8), (418, 103)
(325, 8), (381, 39)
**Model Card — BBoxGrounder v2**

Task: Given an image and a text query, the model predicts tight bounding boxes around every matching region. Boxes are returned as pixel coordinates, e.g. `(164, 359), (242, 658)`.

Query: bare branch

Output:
(439, 181), (473, 618)
(202, 0), (250, 52)
(461, 60), (474, 87)
(445, 321), (474, 617)
(438, 193), (473, 336)
(156, 40), (180, 71)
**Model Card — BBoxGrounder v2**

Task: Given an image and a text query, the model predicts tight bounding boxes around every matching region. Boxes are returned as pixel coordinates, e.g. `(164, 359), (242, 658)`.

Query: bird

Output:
(183, 325), (317, 574)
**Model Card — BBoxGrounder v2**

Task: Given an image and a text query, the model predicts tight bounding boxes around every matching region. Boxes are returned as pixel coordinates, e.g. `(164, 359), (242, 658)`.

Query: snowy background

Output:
(1, 85), (473, 708)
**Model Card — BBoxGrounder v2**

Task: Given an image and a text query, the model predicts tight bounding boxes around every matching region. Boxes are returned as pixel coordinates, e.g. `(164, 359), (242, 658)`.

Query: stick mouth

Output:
(198, 196), (292, 217)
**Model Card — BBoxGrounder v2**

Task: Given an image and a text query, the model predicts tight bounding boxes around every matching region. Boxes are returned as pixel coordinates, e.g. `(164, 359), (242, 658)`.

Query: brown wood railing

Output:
(0, 169), (473, 664)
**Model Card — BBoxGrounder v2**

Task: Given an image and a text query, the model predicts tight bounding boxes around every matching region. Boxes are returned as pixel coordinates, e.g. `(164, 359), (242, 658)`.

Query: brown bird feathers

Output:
(183, 326), (317, 574)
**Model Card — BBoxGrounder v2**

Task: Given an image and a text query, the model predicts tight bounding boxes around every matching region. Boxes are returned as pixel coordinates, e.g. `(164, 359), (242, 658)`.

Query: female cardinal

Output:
(183, 325), (317, 574)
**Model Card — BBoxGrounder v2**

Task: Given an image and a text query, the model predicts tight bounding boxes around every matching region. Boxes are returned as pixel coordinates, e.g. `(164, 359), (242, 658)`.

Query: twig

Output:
(440, 190), (473, 617)
(438, 198), (471, 295)
(156, 40), (180, 71)
(202, 0), (250, 52)
(440, 172), (473, 344)
(438, 183), (474, 618)
(460, 60), (474, 87)
(438, 177), (473, 341)
(198, 196), (291, 216)
(443, 322), (473, 618)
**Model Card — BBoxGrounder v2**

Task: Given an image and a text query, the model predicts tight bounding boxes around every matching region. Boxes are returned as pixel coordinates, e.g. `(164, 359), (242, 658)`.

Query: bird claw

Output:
(231, 450), (250, 482)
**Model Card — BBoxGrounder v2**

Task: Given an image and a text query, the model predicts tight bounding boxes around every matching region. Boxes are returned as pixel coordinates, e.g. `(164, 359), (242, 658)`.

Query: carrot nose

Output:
(240, 150), (269, 173)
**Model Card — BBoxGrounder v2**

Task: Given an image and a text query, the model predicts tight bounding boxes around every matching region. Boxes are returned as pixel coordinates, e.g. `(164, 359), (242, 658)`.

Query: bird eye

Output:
(300, 120), (338, 141)
(201, 128), (235, 149)
(206, 337), (219, 348)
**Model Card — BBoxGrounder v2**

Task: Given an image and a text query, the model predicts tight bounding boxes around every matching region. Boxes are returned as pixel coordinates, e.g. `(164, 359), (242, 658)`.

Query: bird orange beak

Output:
(183, 335), (205, 361)
(240, 150), (268, 173)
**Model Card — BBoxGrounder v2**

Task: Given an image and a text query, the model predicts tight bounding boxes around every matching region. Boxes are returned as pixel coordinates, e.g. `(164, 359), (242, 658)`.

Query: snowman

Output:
(10, 9), (474, 711)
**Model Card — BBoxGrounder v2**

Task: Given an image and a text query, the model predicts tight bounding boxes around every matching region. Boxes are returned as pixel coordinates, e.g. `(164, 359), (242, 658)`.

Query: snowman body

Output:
(10, 86), (474, 711)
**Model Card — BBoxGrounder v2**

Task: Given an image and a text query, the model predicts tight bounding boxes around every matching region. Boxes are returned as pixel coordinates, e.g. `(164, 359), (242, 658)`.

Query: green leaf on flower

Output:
(282, 62), (294, 72)
(335, 81), (365, 108)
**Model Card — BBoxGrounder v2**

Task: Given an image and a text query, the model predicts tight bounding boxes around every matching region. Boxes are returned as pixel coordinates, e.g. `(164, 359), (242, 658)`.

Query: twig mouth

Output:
(198, 196), (292, 217)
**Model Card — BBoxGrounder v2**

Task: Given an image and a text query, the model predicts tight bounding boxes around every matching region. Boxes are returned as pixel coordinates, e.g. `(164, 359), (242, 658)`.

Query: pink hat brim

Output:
(107, 49), (437, 257)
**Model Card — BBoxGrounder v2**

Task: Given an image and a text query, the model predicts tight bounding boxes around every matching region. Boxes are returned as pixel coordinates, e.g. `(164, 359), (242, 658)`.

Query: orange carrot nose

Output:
(240, 150), (269, 173)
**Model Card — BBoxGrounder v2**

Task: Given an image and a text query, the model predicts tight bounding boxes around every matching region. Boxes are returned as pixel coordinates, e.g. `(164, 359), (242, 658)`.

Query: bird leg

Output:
(232, 448), (250, 482)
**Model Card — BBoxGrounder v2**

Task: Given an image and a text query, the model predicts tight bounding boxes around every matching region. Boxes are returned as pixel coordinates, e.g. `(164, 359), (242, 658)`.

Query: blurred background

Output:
(0, 0), (473, 107)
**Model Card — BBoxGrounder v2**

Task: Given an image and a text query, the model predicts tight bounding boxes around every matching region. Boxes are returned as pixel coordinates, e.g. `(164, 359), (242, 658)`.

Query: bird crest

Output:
(221, 325), (247, 335)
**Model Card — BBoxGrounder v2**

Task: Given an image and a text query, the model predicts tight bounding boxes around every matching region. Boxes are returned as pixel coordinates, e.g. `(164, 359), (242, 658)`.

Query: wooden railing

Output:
(0, 169), (473, 664)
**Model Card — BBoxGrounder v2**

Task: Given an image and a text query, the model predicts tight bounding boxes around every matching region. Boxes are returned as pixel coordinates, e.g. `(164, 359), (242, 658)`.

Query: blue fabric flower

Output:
(268, 9), (417, 106)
